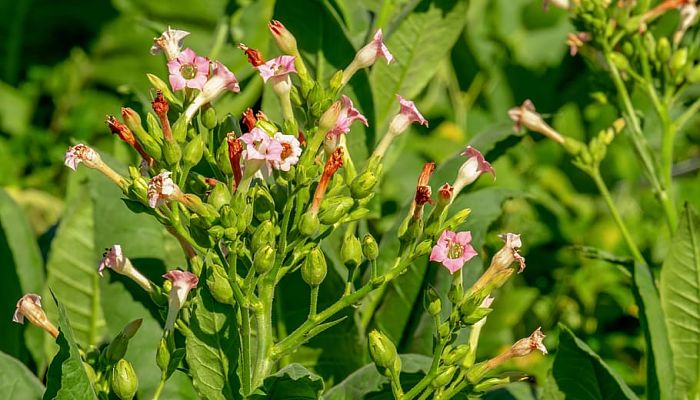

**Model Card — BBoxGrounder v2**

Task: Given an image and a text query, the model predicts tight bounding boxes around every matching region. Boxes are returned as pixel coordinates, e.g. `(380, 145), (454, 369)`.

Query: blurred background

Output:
(2, 0), (699, 396)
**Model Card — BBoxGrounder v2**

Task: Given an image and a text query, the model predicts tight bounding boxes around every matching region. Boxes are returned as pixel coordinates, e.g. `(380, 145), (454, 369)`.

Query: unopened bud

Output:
(253, 245), (276, 274)
(251, 221), (275, 254)
(111, 359), (138, 400)
(473, 377), (510, 392)
(302, 247), (327, 287)
(220, 205), (237, 228)
(330, 70), (343, 93)
(122, 108), (162, 159)
(171, 117), (188, 143)
(350, 171), (378, 199)
(156, 337), (170, 372)
(202, 105), (217, 129)
(368, 330), (400, 375)
(462, 307), (493, 325)
(670, 48), (688, 73)
(183, 136), (204, 168)
(362, 234), (379, 261)
(425, 287), (441, 316)
(318, 100), (341, 134)
(216, 139), (233, 175)
(163, 140), (182, 166)
(610, 52), (629, 72)
(318, 196), (354, 225)
(431, 366), (456, 388)
(206, 264), (233, 305)
(657, 37), (671, 62)
(252, 186), (276, 221)
(341, 235), (363, 268)
(207, 183), (231, 211)
(444, 344), (470, 365)
(688, 64), (700, 83)
(106, 319), (143, 364)
(146, 113), (164, 141)
(299, 211), (320, 237)
(255, 119), (279, 136)
(268, 20), (298, 55)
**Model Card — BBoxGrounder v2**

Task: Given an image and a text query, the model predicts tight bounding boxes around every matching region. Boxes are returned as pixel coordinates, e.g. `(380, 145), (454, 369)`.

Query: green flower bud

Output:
(216, 139), (233, 175)
(473, 377), (510, 392)
(438, 322), (450, 339)
(399, 218), (423, 245)
(156, 337), (170, 372)
(111, 359), (138, 400)
(147, 73), (179, 106)
(206, 264), (233, 304)
(255, 120), (279, 136)
(251, 220), (275, 254)
(301, 247), (327, 287)
(252, 186), (276, 221)
(349, 171), (378, 199)
(220, 204), (237, 228)
(201, 105), (217, 129)
(299, 212), (320, 237)
(253, 245), (276, 274)
(657, 37), (671, 62)
(171, 117), (188, 143)
(687, 64), (700, 83)
(237, 203), (254, 233)
(146, 113), (164, 143)
(208, 183), (231, 211)
(318, 196), (354, 225)
(283, 118), (298, 136)
(609, 52), (629, 72)
(368, 330), (401, 375)
(307, 82), (325, 109)
(163, 140), (182, 166)
(431, 366), (456, 388)
(425, 287), (441, 316)
(189, 256), (204, 277)
(444, 208), (472, 232)
(621, 42), (634, 58)
(208, 226), (225, 242)
(415, 240), (432, 258)
(462, 307), (493, 325)
(341, 235), (363, 268)
(444, 344), (470, 366)
(122, 108), (162, 159)
(670, 48), (688, 73)
(106, 319), (143, 364)
(362, 234), (379, 261)
(129, 176), (149, 201)
(330, 70), (343, 93)
(318, 100), (341, 133)
(183, 136), (204, 168)
(290, 85), (302, 106)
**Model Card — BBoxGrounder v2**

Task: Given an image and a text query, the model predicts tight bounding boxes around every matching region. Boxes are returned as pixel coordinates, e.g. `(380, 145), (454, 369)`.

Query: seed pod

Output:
(362, 234), (379, 261)
(163, 140), (182, 166)
(431, 366), (456, 388)
(318, 196), (354, 225)
(253, 245), (276, 274)
(207, 183), (231, 211)
(202, 105), (217, 129)
(341, 234), (363, 268)
(111, 359), (138, 400)
(183, 136), (204, 168)
(251, 220), (275, 254)
(298, 212), (320, 237)
(368, 330), (401, 376)
(301, 246), (327, 287)
(350, 171), (378, 199)
(206, 264), (233, 304)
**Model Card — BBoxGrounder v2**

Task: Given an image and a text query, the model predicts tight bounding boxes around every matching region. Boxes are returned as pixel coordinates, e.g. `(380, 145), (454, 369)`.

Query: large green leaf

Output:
(0, 189), (45, 362)
(370, 0), (468, 134)
(250, 363), (324, 399)
(44, 172), (105, 347)
(660, 205), (700, 398)
(44, 296), (98, 400)
(552, 325), (638, 400)
(0, 351), (45, 400)
(631, 262), (673, 400)
(186, 290), (240, 400)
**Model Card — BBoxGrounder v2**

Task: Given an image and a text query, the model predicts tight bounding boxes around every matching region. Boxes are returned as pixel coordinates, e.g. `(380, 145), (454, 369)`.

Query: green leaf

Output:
(631, 262), (673, 400)
(370, 0), (469, 133)
(44, 295), (98, 400)
(250, 363), (324, 400)
(323, 354), (430, 399)
(186, 290), (240, 400)
(660, 204), (700, 398)
(0, 188), (45, 362)
(0, 351), (45, 399)
(44, 172), (106, 347)
(552, 325), (638, 400)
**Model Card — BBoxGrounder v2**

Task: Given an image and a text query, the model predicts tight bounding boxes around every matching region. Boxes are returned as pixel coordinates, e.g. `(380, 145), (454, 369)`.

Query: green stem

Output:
(309, 285), (319, 319)
(240, 304), (252, 395)
(403, 327), (446, 400)
(252, 283), (275, 390)
(215, 244), (247, 308)
(389, 370), (405, 398)
(152, 374), (166, 400)
(677, 96), (700, 130)
(360, 257), (401, 331)
(590, 170), (646, 266)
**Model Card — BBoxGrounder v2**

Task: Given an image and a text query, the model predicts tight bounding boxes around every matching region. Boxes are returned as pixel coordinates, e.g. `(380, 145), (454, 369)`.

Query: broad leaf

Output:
(251, 363), (324, 400)
(370, 0), (469, 134)
(44, 172), (105, 347)
(44, 296), (98, 400)
(186, 290), (240, 400)
(0, 189), (45, 362)
(631, 262), (673, 400)
(660, 205), (700, 398)
(0, 351), (45, 399)
(552, 325), (637, 400)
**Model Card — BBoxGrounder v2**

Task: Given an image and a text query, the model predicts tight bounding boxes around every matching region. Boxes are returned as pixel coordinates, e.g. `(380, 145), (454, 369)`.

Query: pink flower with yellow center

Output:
(167, 48), (209, 91)
(256, 55), (297, 83)
(430, 230), (478, 273)
(272, 132), (301, 172)
(241, 128), (283, 162)
(326, 95), (368, 138)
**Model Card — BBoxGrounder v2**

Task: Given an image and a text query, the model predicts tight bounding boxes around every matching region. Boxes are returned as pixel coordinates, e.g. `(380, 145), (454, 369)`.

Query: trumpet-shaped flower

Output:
(430, 230), (478, 274)
(150, 27), (190, 61)
(163, 270), (199, 331)
(507, 99), (565, 144)
(453, 146), (495, 195)
(167, 48), (209, 91)
(147, 171), (183, 208)
(326, 95), (368, 138)
(64, 144), (101, 170)
(256, 55), (297, 83)
(13, 294), (59, 338)
(99, 245), (153, 292)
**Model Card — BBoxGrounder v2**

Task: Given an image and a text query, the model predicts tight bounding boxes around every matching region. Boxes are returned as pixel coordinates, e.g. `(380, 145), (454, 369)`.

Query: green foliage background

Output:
(1, 0), (699, 398)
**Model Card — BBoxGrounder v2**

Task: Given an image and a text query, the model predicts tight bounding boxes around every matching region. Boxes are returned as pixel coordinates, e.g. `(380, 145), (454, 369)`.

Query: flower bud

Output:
(425, 287), (441, 316)
(163, 140), (182, 166)
(106, 319), (143, 364)
(438, 322), (450, 339)
(318, 195), (354, 225)
(220, 204), (237, 228)
(206, 264), (234, 305)
(362, 234), (379, 261)
(688, 64), (700, 83)
(657, 37), (671, 62)
(318, 100), (341, 134)
(330, 70), (343, 93)
(473, 377), (510, 392)
(350, 171), (378, 199)
(122, 108), (162, 159)
(431, 366), (456, 388)
(670, 48), (688, 73)
(156, 337), (170, 372)
(253, 245), (276, 274)
(268, 20), (298, 55)
(255, 119), (279, 136)
(171, 117), (188, 143)
(207, 183), (231, 211)
(146, 113), (164, 141)
(251, 220), (275, 254)
(216, 139), (234, 176)
(252, 186), (276, 221)
(301, 246), (327, 287)
(299, 211), (320, 237)
(461, 307), (493, 325)
(341, 234), (363, 268)
(183, 136), (204, 168)
(444, 344), (469, 366)
(147, 73), (179, 105)
(111, 359), (138, 400)
(415, 240), (433, 258)
(236, 202), (254, 233)
(368, 330), (400, 375)
(201, 105), (217, 129)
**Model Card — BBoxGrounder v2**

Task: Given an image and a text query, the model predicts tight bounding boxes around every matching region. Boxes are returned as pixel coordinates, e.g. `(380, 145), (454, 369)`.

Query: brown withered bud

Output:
(106, 115), (153, 164)
(242, 108), (256, 132)
(310, 148), (344, 214)
(151, 91), (173, 142)
(238, 43), (266, 67)
(227, 135), (244, 188)
(297, 130), (307, 147)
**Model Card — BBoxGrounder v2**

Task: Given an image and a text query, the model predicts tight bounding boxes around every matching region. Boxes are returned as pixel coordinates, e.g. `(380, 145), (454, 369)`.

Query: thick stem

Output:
(309, 285), (319, 319)
(240, 305), (252, 395)
(252, 283), (275, 390)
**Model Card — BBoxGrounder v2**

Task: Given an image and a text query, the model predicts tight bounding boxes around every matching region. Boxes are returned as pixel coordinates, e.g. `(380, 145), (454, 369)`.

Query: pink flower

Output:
(167, 48), (209, 91)
(241, 128), (283, 162)
(272, 132), (301, 171)
(147, 171), (183, 208)
(64, 144), (101, 170)
(498, 233), (526, 272)
(256, 55), (297, 83)
(150, 27), (190, 61)
(13, 294), (59, 338)
(453, 146), (495, 194)
(326, 95), (368, 137)
(430, 230), (478, 274)
(387, 95), (428, 135)
(507, 100), (565, 144)
(268, 20), (298, 55)
(163, 269), (199, 331)
(98, 245), (152, 291)
(356, 29), (394, 67)
(183, 61), (239, 122)
(566, 32), (591, 56)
